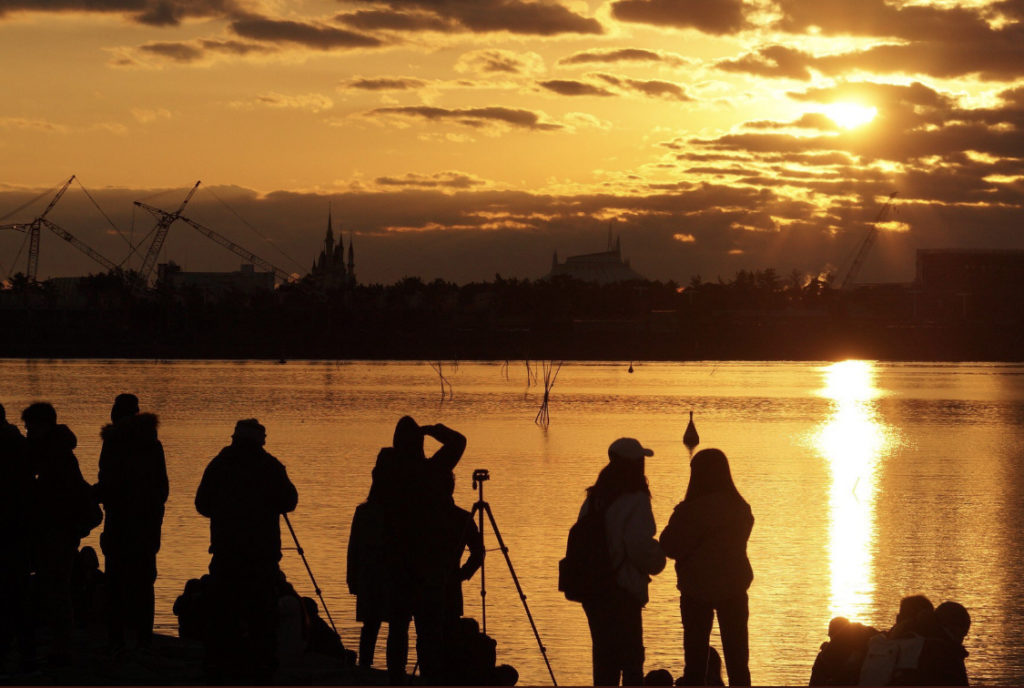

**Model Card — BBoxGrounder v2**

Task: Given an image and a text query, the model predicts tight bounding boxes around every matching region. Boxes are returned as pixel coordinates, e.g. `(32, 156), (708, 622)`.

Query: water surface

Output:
(3, 359), (1022, 685)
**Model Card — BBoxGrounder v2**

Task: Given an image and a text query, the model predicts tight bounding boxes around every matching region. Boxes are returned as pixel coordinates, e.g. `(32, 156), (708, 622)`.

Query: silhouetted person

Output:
(22, 402), (97, 666)
(437, 471), (484, 680)
(645, 669), (674, 685)
(888, 594), (934, 637)
(70, 546), (105, 629)
(348, 460), (399, 672)
(379, 416), (466, 685)
(172, 577), (208, 641)
(576, 437), (666, 686)
(440, 471), (484, 625)
(809, 616), (879, 685)
(94, 393), (168, 651)
(0, 403), (36, 674)
(861, 598), (970, 686)
(301, 597), (356, 665)
(916, 601), (970, 685)
(195, 418), (298, 682)
(661, 448), (753, 686)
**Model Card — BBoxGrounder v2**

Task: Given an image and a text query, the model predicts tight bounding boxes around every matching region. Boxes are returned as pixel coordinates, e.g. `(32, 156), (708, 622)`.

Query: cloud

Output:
(594, 73), (693, 101)
(140, 40), (210, 62)
(744, 112), (839, 131)
(454, 49), (545, 76)
(129, 37), (275, 64)
(0, 0), (244, 26)
(230, 92), (335, 113)
(335, 8), (456, 32)
(367, 105), (563, 131)
(760, 0), (1024, 80)
(0, 117), (71, 134)
(130, 107), (172, 123)
(716, 45), (814, 81)
(4, 179), (1023, 286)
(538, 79), (615, 97)
(199, 38), (275, 56)
(344, 77), (428, 91)
(559, 48), (688, 67)
(610, 0), (750, 35)
(229, 16), (382, 49)
(374, 172), (487, 189)
(336, 0), (602, 36)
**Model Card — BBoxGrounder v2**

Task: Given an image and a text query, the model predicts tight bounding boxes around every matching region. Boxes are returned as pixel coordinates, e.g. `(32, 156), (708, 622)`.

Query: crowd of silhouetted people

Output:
(0, 397), (975, 686)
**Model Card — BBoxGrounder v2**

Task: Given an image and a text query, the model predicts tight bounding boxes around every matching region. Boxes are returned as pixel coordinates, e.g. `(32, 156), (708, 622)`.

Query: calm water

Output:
(3, 359), (1023, 685)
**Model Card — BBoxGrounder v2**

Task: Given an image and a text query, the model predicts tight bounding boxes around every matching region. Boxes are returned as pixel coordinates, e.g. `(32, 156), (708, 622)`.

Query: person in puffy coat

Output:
(660, 448), (754, 686)
(23, 402), (94, 666)
(576, 437), (666, 686)
(95, 393), (168, 650)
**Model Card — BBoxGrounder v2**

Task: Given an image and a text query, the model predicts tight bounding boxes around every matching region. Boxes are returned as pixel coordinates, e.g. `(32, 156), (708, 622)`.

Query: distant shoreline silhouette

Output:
(1, 271), (1022, 361)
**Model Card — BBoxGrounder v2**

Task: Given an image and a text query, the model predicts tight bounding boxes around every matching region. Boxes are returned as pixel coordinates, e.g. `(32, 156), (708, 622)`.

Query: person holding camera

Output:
(374, 416), (466, 684)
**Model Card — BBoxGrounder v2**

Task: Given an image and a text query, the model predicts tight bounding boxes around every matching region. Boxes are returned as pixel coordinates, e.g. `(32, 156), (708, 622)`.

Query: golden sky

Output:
(1, 0), (1022, 284)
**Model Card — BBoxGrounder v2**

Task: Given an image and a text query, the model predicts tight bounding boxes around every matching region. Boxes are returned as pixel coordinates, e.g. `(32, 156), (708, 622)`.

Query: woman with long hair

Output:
(660, 448), (754, 686)
(576, 438), (666, 685)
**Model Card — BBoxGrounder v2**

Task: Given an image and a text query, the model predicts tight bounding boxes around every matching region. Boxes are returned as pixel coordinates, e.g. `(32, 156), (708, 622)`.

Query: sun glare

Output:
(815, 360), (889, 621)
(823, 102), (878, 129)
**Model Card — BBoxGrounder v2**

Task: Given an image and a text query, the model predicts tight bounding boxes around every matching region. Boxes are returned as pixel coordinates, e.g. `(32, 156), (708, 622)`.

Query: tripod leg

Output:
(472, 501), (487, 634)
(480, 502), (558, 686)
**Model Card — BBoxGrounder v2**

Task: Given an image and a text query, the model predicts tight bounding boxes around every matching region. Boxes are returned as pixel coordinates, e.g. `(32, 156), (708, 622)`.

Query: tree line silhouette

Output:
(1, 267), (1020, 360)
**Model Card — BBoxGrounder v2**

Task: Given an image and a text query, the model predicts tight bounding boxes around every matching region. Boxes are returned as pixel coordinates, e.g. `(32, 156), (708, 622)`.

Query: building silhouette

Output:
(547, 228), (646, 284)
(913, 248), (1024, 321)
(157, 262), (275, 296)
(310, 207), (355, 288)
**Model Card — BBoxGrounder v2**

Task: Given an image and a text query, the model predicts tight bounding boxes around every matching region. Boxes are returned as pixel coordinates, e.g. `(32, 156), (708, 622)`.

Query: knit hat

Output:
(232, 418), (266, 445)
(111, 393), (140, 423)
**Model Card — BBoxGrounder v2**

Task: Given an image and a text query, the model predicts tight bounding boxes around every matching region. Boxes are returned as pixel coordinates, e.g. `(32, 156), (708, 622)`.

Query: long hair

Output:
(684, 448), (742, 502)
(586, 459), (650, 509)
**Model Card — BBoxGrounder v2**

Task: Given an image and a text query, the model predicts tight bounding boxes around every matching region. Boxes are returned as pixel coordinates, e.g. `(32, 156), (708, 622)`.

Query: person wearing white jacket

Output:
(576, 437), (667, 685)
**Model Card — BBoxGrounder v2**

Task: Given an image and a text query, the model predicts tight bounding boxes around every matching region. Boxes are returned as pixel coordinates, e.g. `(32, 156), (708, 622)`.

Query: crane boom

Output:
(40, 218), (118, 272)
(177, 215), (292, 282)
(136, 181), (200, 282)
(1, 175), (76, 281)
(840, 191), (898, 291)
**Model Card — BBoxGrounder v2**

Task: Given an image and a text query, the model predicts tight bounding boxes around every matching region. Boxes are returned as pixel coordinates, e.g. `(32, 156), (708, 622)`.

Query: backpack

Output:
(858, 634), (925, 686)
(558, 504), (617, 602)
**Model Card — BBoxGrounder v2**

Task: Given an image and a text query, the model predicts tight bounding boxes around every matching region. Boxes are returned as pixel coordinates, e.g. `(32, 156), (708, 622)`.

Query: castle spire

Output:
(347, 231), (356, 284)
(324, 203), (335, 261)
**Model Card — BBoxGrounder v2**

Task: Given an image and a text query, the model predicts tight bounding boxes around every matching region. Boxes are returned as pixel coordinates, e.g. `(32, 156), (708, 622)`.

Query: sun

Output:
(823, 102), (878, 129)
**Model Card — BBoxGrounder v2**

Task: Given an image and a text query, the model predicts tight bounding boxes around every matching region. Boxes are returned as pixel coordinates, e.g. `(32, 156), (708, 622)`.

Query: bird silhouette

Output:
(683, 410), (699, 451)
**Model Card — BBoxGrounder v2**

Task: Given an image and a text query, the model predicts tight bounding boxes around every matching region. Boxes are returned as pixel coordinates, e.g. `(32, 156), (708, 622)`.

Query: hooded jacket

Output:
(660, 491), (753, 602)
(28, 423), (89, 538)
(0, 421), (31, 562)
(96, 412), (169, 553)
(577, 491), (666, 605)
(195, 442), (298, 567)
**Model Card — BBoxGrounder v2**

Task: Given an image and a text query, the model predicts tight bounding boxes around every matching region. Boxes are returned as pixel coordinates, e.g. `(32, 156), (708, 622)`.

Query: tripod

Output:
(471, 469), (558, 685)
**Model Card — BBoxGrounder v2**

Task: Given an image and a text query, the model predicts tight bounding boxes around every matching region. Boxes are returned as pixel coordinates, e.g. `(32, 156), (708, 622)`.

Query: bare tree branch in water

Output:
(534, 360), (562, 427)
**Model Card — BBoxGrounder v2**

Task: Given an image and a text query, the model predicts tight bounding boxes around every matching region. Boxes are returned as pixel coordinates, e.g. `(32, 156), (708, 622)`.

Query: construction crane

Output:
(39, 218), (119, 272)
(135, 181), (200, 282)
(840, 191), (899, 291)
(135, 186), (293, 283)
(0, 175), (75, 281)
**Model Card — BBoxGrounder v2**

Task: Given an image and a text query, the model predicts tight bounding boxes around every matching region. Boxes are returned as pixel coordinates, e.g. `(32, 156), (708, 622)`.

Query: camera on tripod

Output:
(472, 468), (490, 488)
